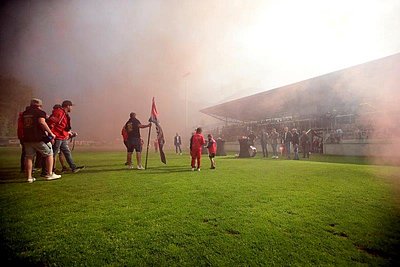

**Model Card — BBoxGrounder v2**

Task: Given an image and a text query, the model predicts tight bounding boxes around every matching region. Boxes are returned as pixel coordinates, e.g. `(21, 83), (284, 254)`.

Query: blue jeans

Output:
(285, 143), (291, 159)
(261, 142), (268, 157)
(53, 139), (76, 170)
(293, 144), (299, 160)
(271, 143), (278, 157)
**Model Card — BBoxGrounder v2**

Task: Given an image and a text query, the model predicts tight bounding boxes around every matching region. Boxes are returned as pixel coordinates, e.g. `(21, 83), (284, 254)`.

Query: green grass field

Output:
(1, 147), (399, 266)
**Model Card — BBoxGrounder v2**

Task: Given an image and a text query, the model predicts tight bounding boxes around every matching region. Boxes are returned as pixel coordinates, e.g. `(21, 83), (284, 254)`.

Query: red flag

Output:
(149, 97), (166, 164)
(151, 97), (159, 121)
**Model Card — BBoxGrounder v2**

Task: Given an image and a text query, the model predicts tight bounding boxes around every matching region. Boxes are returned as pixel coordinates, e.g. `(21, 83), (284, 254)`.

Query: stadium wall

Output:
(324, 139), (400, 157)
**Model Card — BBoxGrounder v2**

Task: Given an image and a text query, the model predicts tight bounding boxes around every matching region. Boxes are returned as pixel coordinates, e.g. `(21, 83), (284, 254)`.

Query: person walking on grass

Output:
(124, 112), (151, 170)
(48, 100), (85, 173)
(51, 104), (68, 173)
(22, 98), (61, 183)
(17, 107), (28, 172)
(191, 127), (205, 171)
(174, 133), (182, 155)
(206, 134), (217, 169)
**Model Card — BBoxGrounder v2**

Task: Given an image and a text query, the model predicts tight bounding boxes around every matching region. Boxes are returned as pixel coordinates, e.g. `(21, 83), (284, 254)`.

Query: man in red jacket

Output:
(121, 126), (129, 165)
(48, 100), (84, 173)
(191, 127), (205, 171)
(17, 108), (27, 172)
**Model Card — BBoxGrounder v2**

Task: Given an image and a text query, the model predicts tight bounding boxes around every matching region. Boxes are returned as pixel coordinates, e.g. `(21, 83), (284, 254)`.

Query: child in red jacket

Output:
(191, 127), (205, 171)
(207, 134), (217, 169)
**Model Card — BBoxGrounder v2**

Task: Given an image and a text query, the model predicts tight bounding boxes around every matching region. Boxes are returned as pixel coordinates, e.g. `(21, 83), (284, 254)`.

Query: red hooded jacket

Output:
(191, 133), (205, 151)
(48, 107), (71, 140)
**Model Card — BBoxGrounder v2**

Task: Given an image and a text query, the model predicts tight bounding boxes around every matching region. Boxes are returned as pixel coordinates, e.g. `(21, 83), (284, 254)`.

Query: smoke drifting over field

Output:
(1, 0), (400, 145)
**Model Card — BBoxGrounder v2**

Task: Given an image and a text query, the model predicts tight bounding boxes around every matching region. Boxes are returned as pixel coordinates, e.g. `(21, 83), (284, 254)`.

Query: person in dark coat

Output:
(174, 133), (182, 155)
(260, 129), (269, 158)
(291, 128), (300, 160)
(300, 130), (311, 158)
(281, 127), (292, 159)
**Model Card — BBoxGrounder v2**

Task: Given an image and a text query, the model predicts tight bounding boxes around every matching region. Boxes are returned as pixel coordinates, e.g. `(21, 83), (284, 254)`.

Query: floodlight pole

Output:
(183, 72), (191, 135)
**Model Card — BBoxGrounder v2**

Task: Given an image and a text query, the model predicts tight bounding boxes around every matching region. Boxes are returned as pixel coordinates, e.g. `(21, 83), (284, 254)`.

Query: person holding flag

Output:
(146, 97), (167, 167)
(124, 112), (151, 170)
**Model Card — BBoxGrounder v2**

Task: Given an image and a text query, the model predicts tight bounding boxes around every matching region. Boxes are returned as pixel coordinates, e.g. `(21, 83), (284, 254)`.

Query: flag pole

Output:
(145, 123), (152, 170)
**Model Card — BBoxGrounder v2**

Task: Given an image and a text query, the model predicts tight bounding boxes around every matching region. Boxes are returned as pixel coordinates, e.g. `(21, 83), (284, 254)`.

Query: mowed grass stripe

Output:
(0, 148), (399, 266)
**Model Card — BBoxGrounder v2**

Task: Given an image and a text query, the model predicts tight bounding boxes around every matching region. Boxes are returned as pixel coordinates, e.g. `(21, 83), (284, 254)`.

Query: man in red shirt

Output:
(206, 134), (217, 169)
(121, 126), (129, 165)
(191, 127), (205, 171)
(17, 108), (27, 172)
(48, 100), (84, 173)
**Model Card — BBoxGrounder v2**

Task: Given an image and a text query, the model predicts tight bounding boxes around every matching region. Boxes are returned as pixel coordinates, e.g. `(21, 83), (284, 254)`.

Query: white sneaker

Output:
(128, 165), (134, 169)
(27, 178), (36, 183)
(197, 168), (201, 171)
(191, 168), (195, 171)
(45, 173), (61, 180)
(137, 166), (145, 170)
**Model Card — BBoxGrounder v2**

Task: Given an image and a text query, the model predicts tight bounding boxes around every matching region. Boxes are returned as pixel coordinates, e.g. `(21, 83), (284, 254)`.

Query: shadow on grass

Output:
(143, 166), (193, 174)
(0, 178), (64, 184)
(59, 165), (192, 175)
(0, 165), (195, 183)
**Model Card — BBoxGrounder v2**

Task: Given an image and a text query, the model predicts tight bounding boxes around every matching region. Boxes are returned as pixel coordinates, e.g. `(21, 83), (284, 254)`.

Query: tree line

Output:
(0, 76), (34, 137)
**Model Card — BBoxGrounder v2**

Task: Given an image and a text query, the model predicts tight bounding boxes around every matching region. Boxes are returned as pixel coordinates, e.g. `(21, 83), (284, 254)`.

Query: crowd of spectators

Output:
(205, 116), (388, 153)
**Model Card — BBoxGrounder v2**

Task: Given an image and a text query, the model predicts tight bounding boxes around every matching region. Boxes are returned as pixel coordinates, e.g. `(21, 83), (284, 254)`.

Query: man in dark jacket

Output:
(260, 129), (269, 158)
(174, 133), (182, 155)
(300, 130), (311, 158)
(291, 128), (300, 160)
(281, 127), (292, 159)
(22, 98), (61, 182)
(124, 112), (151, 169)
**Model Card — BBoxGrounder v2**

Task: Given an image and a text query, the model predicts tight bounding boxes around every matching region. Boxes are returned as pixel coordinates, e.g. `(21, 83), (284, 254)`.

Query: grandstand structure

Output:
(201, 53), (400, 140)
(200, 53), (400, 156)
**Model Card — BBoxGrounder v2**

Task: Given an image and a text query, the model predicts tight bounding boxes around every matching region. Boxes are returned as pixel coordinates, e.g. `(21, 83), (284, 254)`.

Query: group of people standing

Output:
(18, 98), (84, 183)
(189, 128), (217, 171)
(257, 127), (311, 160)
(121, 114), (217, 172)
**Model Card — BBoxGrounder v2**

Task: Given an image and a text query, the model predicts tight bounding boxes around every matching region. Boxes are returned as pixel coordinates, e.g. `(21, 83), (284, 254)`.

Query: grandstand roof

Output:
(200, 53), (400, 122)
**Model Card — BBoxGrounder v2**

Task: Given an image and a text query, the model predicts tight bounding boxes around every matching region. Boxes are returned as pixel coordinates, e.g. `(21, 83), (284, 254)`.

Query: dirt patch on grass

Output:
(225, 229), (240, 235)
(356, 245), (384, 258)
(326, 224), (348, 239)
(203, 218), (218, 227)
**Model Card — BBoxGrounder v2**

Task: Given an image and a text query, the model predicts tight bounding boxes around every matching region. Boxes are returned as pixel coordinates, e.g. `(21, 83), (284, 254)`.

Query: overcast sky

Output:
(1, 0), (399, 141)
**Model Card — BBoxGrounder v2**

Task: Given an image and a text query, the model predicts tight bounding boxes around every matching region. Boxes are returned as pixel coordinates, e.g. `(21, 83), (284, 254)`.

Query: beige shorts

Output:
(24, 142), (53, 157)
